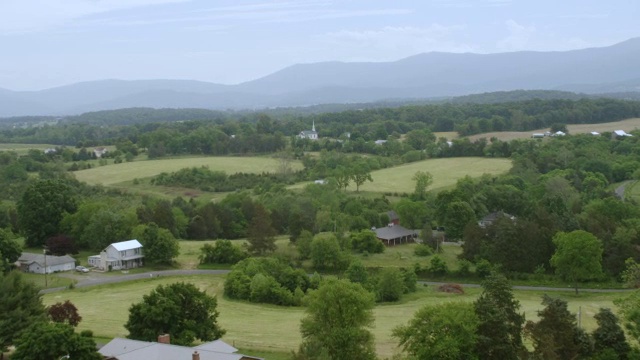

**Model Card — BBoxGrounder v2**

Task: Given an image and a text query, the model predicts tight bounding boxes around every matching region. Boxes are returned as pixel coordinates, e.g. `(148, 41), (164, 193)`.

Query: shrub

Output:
(199, 240), (247, 265)
(475, 259), (494, 278)
(428, 255), (449, 276)
(351, 230), (385, 254)
(376, 268), (405, 302)
(414, 244), (432, 257)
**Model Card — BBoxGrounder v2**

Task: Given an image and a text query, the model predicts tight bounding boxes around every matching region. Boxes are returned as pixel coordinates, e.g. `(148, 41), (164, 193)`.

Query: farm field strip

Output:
(467, 117), (640, 142)
(43, 274), (622, 358)
(73, 156), (303, 186)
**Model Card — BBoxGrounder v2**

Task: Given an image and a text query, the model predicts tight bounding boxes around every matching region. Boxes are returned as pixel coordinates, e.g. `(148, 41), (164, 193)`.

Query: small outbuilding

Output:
(17, 253), (76, 274)
(613, 130), (633, 138)
(478, 211), (516, 228)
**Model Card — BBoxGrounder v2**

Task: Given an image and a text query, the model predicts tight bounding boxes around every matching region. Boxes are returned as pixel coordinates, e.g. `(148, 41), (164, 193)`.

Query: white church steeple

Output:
(312, 120), (316, 132)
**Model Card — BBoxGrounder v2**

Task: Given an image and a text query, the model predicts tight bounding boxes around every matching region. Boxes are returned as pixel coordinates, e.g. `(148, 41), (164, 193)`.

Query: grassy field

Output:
(468, 117), (640, 142)
(73, 156), (303, 186)
(42, 274), (625, 358)
(346, 157), (512, 193)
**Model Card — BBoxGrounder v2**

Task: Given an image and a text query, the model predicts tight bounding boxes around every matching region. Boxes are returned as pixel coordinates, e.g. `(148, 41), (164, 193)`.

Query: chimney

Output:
(192, 351), (200, 360)
(158, 334), (170, 344)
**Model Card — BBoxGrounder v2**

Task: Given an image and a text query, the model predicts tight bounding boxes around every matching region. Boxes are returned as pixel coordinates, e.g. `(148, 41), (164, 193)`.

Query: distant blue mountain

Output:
(1, 38), (639, 116)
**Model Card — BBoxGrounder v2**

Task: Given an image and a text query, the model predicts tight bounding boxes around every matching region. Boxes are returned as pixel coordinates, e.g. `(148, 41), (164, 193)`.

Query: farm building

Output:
(93, 147), (108, 158)
(531, 133), (545, 138)
(298, 121), (318, 140)
(374, 224), (418, 246)
(613, 130), (633, 138)
(88, 239), (143, 271)
(99, 335), (262, 360)
(17, 253), (75, 274)
(386, 210), (400, 225)
(374, 139), (387, 145)
(590, 131), (600, 136)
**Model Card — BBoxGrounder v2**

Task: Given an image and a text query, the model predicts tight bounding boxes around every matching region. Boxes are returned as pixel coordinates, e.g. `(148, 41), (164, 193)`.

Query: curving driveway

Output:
(40, 269), (633, 294)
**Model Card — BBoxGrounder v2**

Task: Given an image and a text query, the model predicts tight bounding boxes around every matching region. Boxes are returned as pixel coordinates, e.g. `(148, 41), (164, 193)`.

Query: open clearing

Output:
(43, 274), (623, 358)
(73, 156), (303, 186)
(467, 117), (640, 142)
(346, 157), (512, 193)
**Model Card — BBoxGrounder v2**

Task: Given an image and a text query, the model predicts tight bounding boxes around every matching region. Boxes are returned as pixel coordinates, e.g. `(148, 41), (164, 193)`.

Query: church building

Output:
(299, 121), (319, 140)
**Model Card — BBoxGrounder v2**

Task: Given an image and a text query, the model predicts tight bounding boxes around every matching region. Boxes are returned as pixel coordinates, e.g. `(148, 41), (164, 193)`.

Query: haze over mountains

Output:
(2, 38), (640, 117)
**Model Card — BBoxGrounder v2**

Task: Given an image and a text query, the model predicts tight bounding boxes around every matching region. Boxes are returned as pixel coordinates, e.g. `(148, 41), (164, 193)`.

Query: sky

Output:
(0, 0), (637, 91)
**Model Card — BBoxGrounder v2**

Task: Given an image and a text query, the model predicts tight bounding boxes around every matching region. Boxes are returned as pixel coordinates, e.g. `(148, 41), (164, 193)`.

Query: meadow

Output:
(467, 117), (640, 142)
(42, 274), (625, 359)
(0, 143), (60, 155)
(73, 156), (303, 186)
(346, 157), (512, 193)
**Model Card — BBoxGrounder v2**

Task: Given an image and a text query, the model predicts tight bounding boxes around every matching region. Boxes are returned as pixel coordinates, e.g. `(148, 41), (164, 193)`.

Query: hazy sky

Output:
(1, 0), (637, 91)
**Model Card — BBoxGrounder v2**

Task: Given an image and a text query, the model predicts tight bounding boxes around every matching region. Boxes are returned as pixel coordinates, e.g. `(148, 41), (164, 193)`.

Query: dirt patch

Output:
(437, 283), (465, 294)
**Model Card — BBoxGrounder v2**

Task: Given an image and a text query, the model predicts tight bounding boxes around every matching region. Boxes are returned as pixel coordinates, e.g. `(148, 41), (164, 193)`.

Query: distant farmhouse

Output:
(99, 335), (262, 360)
(298, 121), (318, 140)
(17, 253), (75, 274)
(478, 211), (516, 228)
(93, 146), (108, 158)
(88, 239), (143, 271)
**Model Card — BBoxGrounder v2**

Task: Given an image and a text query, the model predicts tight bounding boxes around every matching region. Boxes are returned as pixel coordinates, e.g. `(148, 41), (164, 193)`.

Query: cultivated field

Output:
(43, 274), (624, 358)
(73, 156), (303, 186)
(0, 143), (60, 155)
(346, 157), (512, 193)
(467, 117), (640, 142)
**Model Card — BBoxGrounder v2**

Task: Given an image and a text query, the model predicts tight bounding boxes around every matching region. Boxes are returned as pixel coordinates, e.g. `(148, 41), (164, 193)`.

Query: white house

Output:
(88, 239), (143, 271)
(18, 253), (75, 274)
(298, 121), (318, 140)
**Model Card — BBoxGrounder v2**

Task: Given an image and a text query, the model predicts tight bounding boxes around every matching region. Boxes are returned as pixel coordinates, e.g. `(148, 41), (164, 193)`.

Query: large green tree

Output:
(443, 201), (476, 240)
(125, 282), (225, 346)
(474, 273), (525, 360)
(133, 222), (179, 265)
(350, 163), (373, 192)
(0, 229), (21, 273)
(10, 322), (101, 360)
(298, 279), (376, 360)
(550, 230), (603, 294)
(412, 171), (433, 200)
(17, 179), (77, 247)
(246, 204), (277, 255)
(0, 271), (46, 354)
(393, 302), (479, 360)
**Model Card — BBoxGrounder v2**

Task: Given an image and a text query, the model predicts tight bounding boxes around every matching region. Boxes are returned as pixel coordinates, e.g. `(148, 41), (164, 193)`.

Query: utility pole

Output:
(43, 248), (48, 287)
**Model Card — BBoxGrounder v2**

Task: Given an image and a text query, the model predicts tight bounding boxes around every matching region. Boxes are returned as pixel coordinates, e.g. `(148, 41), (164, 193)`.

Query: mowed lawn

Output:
(468, 117), (640, 142)
(347, 157), (512, 193)
(73, 156), (303, 186)
(43, 274), (624, 358)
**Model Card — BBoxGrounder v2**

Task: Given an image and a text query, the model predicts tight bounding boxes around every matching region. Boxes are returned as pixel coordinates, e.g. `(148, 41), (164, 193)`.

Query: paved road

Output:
(615, 180), (635, 200)
(40, 269), (634, 294)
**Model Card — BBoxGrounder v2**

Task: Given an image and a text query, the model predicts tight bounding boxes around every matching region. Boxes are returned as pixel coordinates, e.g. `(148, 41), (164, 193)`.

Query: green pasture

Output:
(72, 156), (303, 186)
(357, 242), (462, 270)
(349, 157), (512, 193)
(42, 274), (625, 358)
(289, 157), (512, 193)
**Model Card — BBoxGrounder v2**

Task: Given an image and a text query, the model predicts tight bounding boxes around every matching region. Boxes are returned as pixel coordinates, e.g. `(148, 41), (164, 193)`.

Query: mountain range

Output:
(2, 38), (640, 117)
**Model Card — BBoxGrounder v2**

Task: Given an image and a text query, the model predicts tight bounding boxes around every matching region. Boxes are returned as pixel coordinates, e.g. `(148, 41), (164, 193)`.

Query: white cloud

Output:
(0, 0), (189, 34)
(497, 19), (535, 51)
(320, 25), (474, 61)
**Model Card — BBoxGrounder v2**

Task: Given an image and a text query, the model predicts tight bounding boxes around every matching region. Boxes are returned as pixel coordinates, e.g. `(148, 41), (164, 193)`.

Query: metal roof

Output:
(18, 253), (75, 267)
(374, 225), (417, 240)
(110, 239), (143, 251)
(99, 338), (261, 360)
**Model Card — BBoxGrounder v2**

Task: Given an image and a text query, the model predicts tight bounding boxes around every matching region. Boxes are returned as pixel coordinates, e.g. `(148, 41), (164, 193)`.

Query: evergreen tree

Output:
(246, 204), (277, 255)
(474, 273), (525, 360)
(593, 308), (630, 359)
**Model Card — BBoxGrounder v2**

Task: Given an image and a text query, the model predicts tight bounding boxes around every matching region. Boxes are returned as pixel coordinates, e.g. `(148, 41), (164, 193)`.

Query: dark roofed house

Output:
(374, 224), (418, 246)
(99, 335), (262, 360)
(478, 211), (516, 228)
